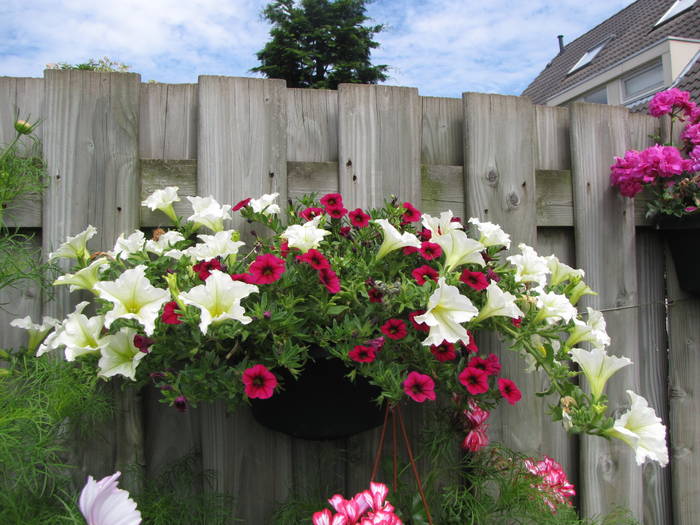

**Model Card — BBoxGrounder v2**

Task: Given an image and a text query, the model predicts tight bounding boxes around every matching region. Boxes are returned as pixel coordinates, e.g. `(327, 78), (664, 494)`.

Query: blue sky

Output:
(1, 0), (635, 98)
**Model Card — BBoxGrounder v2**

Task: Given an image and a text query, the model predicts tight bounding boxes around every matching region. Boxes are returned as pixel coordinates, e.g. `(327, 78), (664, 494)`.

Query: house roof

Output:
(521, 0), (700, 105)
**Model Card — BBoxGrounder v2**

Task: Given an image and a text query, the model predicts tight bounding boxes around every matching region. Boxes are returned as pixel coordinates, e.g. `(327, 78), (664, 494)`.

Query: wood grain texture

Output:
(287, 161), (339, 202)
(287, 88), (338, 162)
(338, 84), (421, 209)
(198, 76), (287, 236)
(421, 96), (462, 165)
(569, 103), (655, 521)
(635, 229), (671, 525)
(535, 105), (570, 171)
(42, 69), (143, 491)
(420, 164), (465, 220)
(140, 83), (198, 160)
(463, 92), (542, 454)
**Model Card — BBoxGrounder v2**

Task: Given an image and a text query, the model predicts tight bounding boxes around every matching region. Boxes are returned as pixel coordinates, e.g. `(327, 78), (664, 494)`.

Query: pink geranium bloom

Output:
(161, 301), (182, 325)
(401, 202), (421, 224)
(249, 253), (286, 284)
(320, 193), (344, 209)
(192, 258), (223, 280)
(403, 371), (436, 402)
(408, 310), (429, 332)
(430, 340), (457, 362)
(300, 207), (325, 221)
(349, 208), (371, 228)
(349, 345), (377, 363)
(380, 319), (407, 340)
(681, 122), (700, 146)
(419, 241), (442, 260)
(648, 88), (694, 118)
(296, 249), (331, 270)
(462, 428), (489, 452)
(411, 265), (439, 285)
(318, 267), (341, 294)
(79, 471), (142, 525)
(459, 269), (489, 291)
(242, 364), (278, 399)
(232, 198), (251, 211)
(498, 377), (522, 405)
(458, 366), (489, 395)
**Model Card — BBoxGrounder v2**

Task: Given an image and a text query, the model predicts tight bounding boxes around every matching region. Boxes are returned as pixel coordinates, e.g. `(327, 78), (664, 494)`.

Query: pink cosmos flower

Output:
(408, 310), (430, 332)
(349, 345), (377, 363)
(401, 202), (421, 224)
(368, 287), (383, 303)
(232, 198), (251, 211)
(319, 267), (341, 294)
(419, 241), (442, 260)
(459, 366), (489, 395)
(524, 456), (576, 512)
(430, 340), (457, 362)
(300, 207), (325, 221)
(296, 249), (331, 270)
(249, 253), (286, 284)
(320, 193), (344, 209)
(349, 208), (371, 228)
(192, 258), (223, 280)
(498, 377), (522, 405)
(411, 265), (439, 285)
(161, 301), (182, 325)
(403, 371), (436, 402)
(459, 269), (489, 291)
(79, 471), (142, 525)
(242, 364), (277, 399)
(380, 319), (407, 340)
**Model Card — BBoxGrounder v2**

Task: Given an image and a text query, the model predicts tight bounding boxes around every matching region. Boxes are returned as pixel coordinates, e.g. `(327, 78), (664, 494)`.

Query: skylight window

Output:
(568, 42), (606, 74)
(654, 0), (696, 27)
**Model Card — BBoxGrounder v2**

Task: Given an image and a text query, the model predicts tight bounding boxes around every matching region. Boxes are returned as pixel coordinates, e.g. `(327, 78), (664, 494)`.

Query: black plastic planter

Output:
(249, 348), (384, 440)
(657, 214), (700, 295)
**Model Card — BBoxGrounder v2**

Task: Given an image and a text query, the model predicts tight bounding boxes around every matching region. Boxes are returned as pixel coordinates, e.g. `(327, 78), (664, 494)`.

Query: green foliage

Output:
(46, 57), (131, 72)
(252, 0), (388, 89)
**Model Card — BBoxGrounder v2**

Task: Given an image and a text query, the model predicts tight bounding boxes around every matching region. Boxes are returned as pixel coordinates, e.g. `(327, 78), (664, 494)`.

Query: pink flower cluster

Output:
(461, 399), (490, 452)
(610, 145), (693, 197)
(524, 456), (576, 512)
(313, 482), (403, 525)
(648, 88), (697, 119)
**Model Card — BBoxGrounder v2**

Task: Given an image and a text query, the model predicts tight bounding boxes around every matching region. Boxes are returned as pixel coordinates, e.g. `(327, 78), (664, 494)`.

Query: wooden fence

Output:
(0, 70), (696, 524)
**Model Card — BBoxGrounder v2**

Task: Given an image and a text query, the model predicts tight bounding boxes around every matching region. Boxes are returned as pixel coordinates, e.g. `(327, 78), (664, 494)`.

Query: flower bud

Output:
(14, 119), (33, 135)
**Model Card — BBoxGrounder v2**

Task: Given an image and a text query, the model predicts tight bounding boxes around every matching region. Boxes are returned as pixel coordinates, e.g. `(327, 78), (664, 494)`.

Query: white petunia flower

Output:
(468, 218), (511, 249)
(79, 471), (142, 525)
(179, 270), (258, 334)
(373, 219), (421, 260)
(49, 225), (97, 262)
(281, 216), (331, 253)
(249, 193), (281, 215)
(565, 307), (610, 349)
(187, 196), (232, 232)
(570, 347), (632, 399)
(145, 230), (185, 255)
(54, 301), (109, 361)
(607, 390), (668, 467)
(415, 278), (478, 346)
(546, 255), (584, 287)
(421, 211), (463, 239)
(98, 327), (147, 381)
(534, 291), (578, 325)
(112, 230), (146, 260)
(10, 315), (60, 354)
(183, 230), (245, 261)
(474, 282), (524, 322)
(53, 257), (109, 293)
(94, 265), (170, 336)
(434, 229), (485, 271)
(141, 186), (180, 223)
(507, 243), (550, 287)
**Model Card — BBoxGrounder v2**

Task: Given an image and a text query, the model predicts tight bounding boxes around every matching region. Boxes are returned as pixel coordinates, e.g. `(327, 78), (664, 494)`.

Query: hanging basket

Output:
(657, 213), (700, 295)
(249, 347), (385, 440)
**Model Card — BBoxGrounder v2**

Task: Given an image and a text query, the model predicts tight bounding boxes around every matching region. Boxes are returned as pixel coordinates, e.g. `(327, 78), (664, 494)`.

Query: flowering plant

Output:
(21, 188), (667, 466)
(610, 88), (700, 217)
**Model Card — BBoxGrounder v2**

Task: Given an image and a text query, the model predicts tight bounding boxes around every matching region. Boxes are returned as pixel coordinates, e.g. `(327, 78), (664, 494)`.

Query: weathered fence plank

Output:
(421, 96), (462, 166)
(140, 83), (198, 160)
(287, 88), (338, 162)
(463, 92), (542, 454)
(338, 84), (421, 209)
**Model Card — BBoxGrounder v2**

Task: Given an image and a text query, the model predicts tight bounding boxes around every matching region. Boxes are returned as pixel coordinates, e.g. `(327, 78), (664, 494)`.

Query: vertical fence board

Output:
(570, 103), (648, 520)
(0, 77), (18, 145)
(338, 84), (421, 209)
(287, 88), (338, 162)
(139, 83), (167, 159)
(636, 229), (672, 525)
(42, 69), (142, 489)
(421, 96), (462, 166)
(140, 83), (198, 160)
(535, 106), (570, 171)
(463, 92), (541, 453)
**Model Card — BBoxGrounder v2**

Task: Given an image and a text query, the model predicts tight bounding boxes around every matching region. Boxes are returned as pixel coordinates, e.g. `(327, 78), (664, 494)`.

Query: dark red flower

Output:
(458, 367), (489, 395)
(230, 273), (256, 284)
(349, 345), (377, 363)
(339, 226), (352, 238)
(296, 248), (330, 270)
(174, 395), (188, 412)
(249, 253), (286, 284)
(468, 356), (489, 373)
(242, 364), (278, 399)
(403, 246), (419, 255)
(401, 202), (421, 224)
(464, 330), (478, 353)
(460, 269), (489, 291)
(349, 208), (371, 228)
(418, 228), (432, 241)
(326, 206), (348, 219)
(161, 301), (182, 325)
(299, 207), (325, 221)
(133, 334), (155, 353)
(279, 241), (290, 258)
(412, 265), (439, 285)
(486, 267), (501, 283)
(318, 267), (341, 294)
(484, 353), (501, 375)
(193, 258), (223, 280)
(511, 317), (523, 328)
(381, 318), (408, 340)
(232, 198), (251, 211)
(403, 372), (436, 402)
(409, 310), (430, 332)
(431, 341), (457, 362)
(419, 241), (442, 260)
(149, 371), (165, 380)
(366, 336), (385, 351)
(320, 193), (344, 209)
(462, 429), (488, 452)
(498, 377), (522, 405)
(368, 287), (383, 303)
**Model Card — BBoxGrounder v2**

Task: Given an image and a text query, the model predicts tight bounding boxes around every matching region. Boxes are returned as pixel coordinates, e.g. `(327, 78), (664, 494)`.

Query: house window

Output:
(568, 41), (607, 74)
(623, 60), (664, 101)
(581, 86), (608, 104)
(654, 0), (695, 27)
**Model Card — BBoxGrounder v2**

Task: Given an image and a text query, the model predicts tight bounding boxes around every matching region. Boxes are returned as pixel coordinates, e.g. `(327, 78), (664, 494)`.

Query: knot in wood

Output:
(486, 169), (498, 184)
(507, 192), (520, 208)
